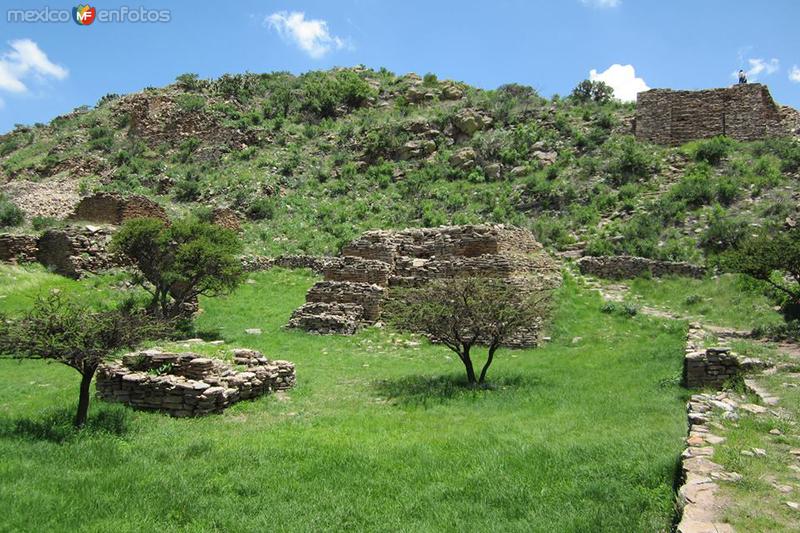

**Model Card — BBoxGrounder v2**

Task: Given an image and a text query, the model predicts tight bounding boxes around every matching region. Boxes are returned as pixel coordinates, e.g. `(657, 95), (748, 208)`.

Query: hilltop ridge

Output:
(0, 67), (798, 263)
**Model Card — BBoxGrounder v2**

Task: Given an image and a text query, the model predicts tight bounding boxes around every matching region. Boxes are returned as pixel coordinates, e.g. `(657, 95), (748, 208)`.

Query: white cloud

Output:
(0, 39), (67, 94)
(736, 57), (780, 81)
(580, 0), (621, 8)
(266, 11), (346, 59)
(788, 65), (800, 83)
(589, 64), (649, 102)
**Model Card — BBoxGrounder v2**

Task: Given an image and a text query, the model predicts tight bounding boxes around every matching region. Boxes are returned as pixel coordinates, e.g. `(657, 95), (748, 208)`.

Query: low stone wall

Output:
(684, 347), (741, 389)
(241, 254), (335, 275)
(0, 234), (38, 263)
(96, 348), (295, 417)
(304, 281), (386, 322)
(323, 256), (392, 285)
(342, 224), (544, 265)
(36, 225), (124, 278)
(577, 255), (705, 280)
(68, 192), (168, 225)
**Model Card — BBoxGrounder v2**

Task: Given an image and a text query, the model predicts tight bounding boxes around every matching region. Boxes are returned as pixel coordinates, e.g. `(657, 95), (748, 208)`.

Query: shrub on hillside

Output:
(688, 136), (735, 165)
(247, 198), (276, 220)
(605, 136), (660, 186)
(301, 71), (377, 118)
(669, 164), (715, 208)
(570, 79), (614, 104)
(0, 196), (24, 228)
(699, 208), (749, 254)
(722, 226), (800, 319)
(175, 72), (204, 92)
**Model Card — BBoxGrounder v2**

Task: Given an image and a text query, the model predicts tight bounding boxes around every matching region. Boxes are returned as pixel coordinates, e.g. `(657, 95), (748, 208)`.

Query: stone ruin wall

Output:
(287, 225), (562, 347)
(577, 255), (706, 280)
(68, 192), (169, 225)
(36, 226), (124, 279)
(96, 348), (295, 417)
(635, 83), (788, 146)
(0, 234), (38, 264)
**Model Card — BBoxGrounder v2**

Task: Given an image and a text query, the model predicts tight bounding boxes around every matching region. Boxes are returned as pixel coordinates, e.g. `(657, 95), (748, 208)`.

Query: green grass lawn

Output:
(621, 274), (783, 331)
(0, 268), (688, 532)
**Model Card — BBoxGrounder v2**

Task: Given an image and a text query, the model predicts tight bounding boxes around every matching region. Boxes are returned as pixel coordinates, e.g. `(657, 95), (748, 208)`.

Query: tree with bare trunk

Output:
(386, 277), (553, 385)
(0, 295), (173, 428)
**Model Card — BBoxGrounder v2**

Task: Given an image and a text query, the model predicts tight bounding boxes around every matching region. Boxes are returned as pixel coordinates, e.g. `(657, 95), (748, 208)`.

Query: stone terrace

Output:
(287, 224), (561, 346)
(96, 348), (295, 417)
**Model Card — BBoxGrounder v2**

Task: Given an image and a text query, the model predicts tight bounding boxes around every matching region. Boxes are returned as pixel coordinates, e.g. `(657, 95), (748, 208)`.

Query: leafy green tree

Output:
(722, 227), (800, 316)
(0, 295), (172, 428)
(570, 79), (615, 104)
(387, 278), (552, 384)
(111, 217), (243, 318)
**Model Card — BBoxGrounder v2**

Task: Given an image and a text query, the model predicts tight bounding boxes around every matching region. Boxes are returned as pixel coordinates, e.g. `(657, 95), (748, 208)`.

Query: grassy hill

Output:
(1, 67), (798, 261)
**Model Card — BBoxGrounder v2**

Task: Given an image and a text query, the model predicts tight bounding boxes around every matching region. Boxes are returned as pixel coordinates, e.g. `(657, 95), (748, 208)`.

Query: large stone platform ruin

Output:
(287, 225), (561, 346)
(635, 83), (798, 145)
(96, 348), (295, 417)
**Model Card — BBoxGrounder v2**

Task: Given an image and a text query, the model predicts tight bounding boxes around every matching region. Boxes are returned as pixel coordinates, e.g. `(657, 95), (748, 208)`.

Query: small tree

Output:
(0, 295), (173, 428)
(722, 227), (800, 317)
(387, 278), (553, 385)
(570, 79), (614, 104)
(111, 217), (243, 318)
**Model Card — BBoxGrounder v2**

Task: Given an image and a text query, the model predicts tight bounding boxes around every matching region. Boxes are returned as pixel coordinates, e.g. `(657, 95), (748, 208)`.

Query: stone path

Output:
(584, 273), (800, 530)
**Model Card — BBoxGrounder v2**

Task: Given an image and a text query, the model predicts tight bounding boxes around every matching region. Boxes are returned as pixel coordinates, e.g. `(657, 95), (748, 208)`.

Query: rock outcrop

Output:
(287, 224), (561, 346)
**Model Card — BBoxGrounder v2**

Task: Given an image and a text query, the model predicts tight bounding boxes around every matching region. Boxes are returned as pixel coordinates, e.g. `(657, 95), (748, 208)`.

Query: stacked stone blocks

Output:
(635, 83), (786, 146)
(288, 225), (561, 346)
(96, 348), (295, 417)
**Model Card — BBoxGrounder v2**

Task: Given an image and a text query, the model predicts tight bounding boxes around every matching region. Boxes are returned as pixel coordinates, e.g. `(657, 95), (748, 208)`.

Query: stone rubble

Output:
(96, 348), (295, 417)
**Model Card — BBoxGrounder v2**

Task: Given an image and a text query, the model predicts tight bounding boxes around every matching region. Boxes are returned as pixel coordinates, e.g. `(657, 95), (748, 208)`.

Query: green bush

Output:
(176, 94), (205, 112)
(606, 136), (659, 185)
(301, 71), (376, 118)
(689, 136), (734, 165)
(31, 216), (58, 231)
(0, 196), (24, 228)
(700, 209), (748, 254)
(173, 172), (202, 202)
(247, 198), (276, 220)
(570, 80), (614, 104)
(669, 165), (714, 208)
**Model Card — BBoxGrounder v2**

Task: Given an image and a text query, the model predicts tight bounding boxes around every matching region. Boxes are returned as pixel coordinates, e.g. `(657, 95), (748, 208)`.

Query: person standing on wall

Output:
(738, 69), (747, 84)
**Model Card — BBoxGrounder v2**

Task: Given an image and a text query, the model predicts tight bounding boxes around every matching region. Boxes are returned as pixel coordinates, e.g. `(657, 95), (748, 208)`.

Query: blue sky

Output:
(0, 0), (799, 133)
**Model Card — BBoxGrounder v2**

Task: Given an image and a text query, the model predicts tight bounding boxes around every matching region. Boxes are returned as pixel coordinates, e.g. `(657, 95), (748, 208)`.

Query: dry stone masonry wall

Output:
(68, 192), (168, 225)
(287, 225), (561, 346)
(36, 225), (123, 278)
(96, 348), (295, 417)
(0, 234), (38, 264)
(635, 83), (792, 146)
(577, 255), (705, 280)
